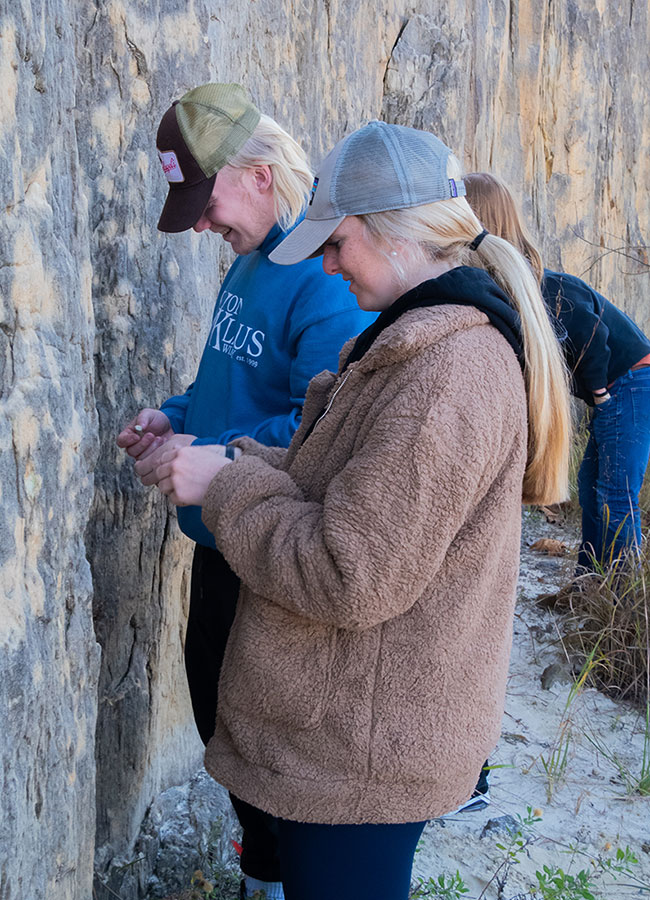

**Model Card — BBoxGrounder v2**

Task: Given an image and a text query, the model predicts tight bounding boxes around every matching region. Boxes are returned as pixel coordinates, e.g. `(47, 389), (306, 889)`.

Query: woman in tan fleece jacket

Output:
(154, 123), (571, 900)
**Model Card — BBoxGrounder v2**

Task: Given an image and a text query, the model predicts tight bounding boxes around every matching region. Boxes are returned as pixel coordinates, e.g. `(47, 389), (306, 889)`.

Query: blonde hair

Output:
(464, 172), (544, 283)
(228, 114), (313, 230)
(360, 156), (571, 506)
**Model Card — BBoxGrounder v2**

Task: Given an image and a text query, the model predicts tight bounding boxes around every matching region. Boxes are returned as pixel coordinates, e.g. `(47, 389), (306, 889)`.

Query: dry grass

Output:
(541, 546), (650, 798)
(557, 559), (650, 706)
(538, 410), (650, 706)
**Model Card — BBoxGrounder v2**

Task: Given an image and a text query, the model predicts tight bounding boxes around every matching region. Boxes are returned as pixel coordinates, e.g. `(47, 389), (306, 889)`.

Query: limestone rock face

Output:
(382, 5), (650, 322)
(1, 5), (101, 900)
(2, 2), (649, 900)
(140, 770), (237, 900)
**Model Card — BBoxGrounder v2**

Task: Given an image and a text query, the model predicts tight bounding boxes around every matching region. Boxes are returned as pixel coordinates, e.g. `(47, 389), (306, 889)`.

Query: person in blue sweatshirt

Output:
(465, 172), (650, 571)
(117, 83), (374, 900)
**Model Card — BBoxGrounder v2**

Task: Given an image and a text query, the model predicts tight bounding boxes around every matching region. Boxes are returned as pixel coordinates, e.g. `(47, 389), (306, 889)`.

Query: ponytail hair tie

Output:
(469, 229), (489, 251)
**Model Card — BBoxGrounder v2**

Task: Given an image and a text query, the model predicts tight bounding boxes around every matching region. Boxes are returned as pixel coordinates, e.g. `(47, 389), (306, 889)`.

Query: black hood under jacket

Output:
(300, 267), (524, 447)
(343, 265), (524, 372)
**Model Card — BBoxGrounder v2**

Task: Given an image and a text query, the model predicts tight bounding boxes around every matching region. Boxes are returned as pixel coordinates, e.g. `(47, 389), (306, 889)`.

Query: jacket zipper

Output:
(312, 369), (353, 432)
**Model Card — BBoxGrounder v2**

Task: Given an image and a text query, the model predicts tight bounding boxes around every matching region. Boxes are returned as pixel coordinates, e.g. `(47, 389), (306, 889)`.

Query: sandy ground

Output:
(412, 509), (650, 899)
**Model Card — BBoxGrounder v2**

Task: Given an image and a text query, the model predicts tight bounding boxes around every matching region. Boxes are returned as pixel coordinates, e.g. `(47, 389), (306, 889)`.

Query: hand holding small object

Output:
(117, 409), (174, 459)
(134, 433), (197, 486)
(155, 444), (234, 506)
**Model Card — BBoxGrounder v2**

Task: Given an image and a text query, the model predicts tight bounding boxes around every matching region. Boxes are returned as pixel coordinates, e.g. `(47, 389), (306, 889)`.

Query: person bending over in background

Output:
(465, 172), (650, 571)
(148, 121), (571, 900)
(116, 83), (374, 900)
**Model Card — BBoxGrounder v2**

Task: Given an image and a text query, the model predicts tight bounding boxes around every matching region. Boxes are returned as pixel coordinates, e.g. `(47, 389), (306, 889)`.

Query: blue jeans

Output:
(577, 367), (650, 569)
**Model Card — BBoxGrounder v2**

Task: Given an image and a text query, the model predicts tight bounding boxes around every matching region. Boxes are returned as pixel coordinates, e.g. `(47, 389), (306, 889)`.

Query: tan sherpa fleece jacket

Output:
(201, 304), (527, 824)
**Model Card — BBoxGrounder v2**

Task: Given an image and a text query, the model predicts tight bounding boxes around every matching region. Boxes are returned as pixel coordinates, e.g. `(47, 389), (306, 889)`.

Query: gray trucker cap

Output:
(269, 120), (465, 265)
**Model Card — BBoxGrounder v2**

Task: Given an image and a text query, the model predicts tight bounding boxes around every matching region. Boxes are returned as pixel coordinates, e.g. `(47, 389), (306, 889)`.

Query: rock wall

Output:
(0, 5), (100, 900)
(1, 2), (649, 899)
(382, 3), (650, 322)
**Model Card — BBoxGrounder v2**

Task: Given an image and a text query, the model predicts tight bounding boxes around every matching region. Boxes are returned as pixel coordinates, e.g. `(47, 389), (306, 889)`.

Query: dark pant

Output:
(185, 544), (282, 881)
(277, 818), (427, 900)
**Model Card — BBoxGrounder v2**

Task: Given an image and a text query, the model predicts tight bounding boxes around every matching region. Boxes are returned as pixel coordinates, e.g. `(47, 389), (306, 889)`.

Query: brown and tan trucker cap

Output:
(156, 83), (261, 233)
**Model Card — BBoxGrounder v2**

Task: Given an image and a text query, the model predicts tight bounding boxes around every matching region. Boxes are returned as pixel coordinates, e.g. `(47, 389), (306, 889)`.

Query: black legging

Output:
(184, 544), (282, 881)
(277, 818), (426, 900)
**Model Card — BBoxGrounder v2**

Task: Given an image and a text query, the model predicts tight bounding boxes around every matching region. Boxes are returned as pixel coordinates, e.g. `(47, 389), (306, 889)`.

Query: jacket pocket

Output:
(219, 592), (337, 731)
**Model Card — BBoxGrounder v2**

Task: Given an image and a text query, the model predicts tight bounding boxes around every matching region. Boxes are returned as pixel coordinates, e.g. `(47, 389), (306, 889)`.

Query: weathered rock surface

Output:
(141, 771), (237, 900)
(1, 2), (649, 899)
(1, 5), (100, 899)
(383, 5), (650, 324)
(93, 769), (237, 900)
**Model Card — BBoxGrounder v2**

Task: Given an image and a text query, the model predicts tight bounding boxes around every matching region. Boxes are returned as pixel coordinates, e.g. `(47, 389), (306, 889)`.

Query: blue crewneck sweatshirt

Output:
(161, 223), (375, 547)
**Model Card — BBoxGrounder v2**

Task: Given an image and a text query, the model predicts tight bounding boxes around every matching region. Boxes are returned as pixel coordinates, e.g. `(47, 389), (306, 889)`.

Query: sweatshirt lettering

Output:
(209, 291), (266, 363)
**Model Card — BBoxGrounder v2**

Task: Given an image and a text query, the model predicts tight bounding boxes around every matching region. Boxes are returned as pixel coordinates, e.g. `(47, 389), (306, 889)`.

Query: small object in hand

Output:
(134, 424), (143, 433)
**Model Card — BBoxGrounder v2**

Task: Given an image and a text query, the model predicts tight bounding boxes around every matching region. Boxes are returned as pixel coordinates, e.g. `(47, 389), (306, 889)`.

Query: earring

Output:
(390, 250), (397, 256)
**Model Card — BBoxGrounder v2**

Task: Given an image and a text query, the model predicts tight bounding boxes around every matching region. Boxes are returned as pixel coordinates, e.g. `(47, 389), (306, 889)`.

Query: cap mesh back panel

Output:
(330, 122), (458, 216)
(176, 84), (260, 177)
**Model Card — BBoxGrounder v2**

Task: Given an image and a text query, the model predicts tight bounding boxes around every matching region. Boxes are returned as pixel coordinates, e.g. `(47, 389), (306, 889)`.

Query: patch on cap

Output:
(158, 150), (185, 183)
(309, 176), (319, 206)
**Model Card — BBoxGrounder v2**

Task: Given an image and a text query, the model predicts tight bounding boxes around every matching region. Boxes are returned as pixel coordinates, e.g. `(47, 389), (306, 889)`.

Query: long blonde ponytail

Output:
(361, 156), (571, 505)
(472, 233), (571, 504)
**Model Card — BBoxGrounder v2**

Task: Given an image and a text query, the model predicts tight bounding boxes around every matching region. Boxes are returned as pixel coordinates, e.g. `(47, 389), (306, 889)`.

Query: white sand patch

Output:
(412, 509), (650, 899)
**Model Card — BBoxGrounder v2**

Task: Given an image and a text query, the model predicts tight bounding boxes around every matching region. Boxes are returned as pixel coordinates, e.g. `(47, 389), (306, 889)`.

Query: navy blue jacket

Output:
(542, 269), (650, 405)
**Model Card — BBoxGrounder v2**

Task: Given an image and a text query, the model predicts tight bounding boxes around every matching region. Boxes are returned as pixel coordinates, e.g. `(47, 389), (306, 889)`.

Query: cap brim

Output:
(268, 215), (345, 265)
(157, 173), (217, 233)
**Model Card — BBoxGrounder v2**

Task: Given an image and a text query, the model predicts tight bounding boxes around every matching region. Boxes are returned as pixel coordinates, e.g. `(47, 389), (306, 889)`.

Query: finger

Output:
(117, 429), (139, 449)
(135, 410), (156, 430)
(144, 459), (174, 489)
(157, 475), (180, 502)
(136, 435), (165, 461)
(134, 456), (155, 478)
(139, 468), (162, 487)
(126, 433), (158, 459)
(157, 447), (179, 465)
(154, 461), (173, 482)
